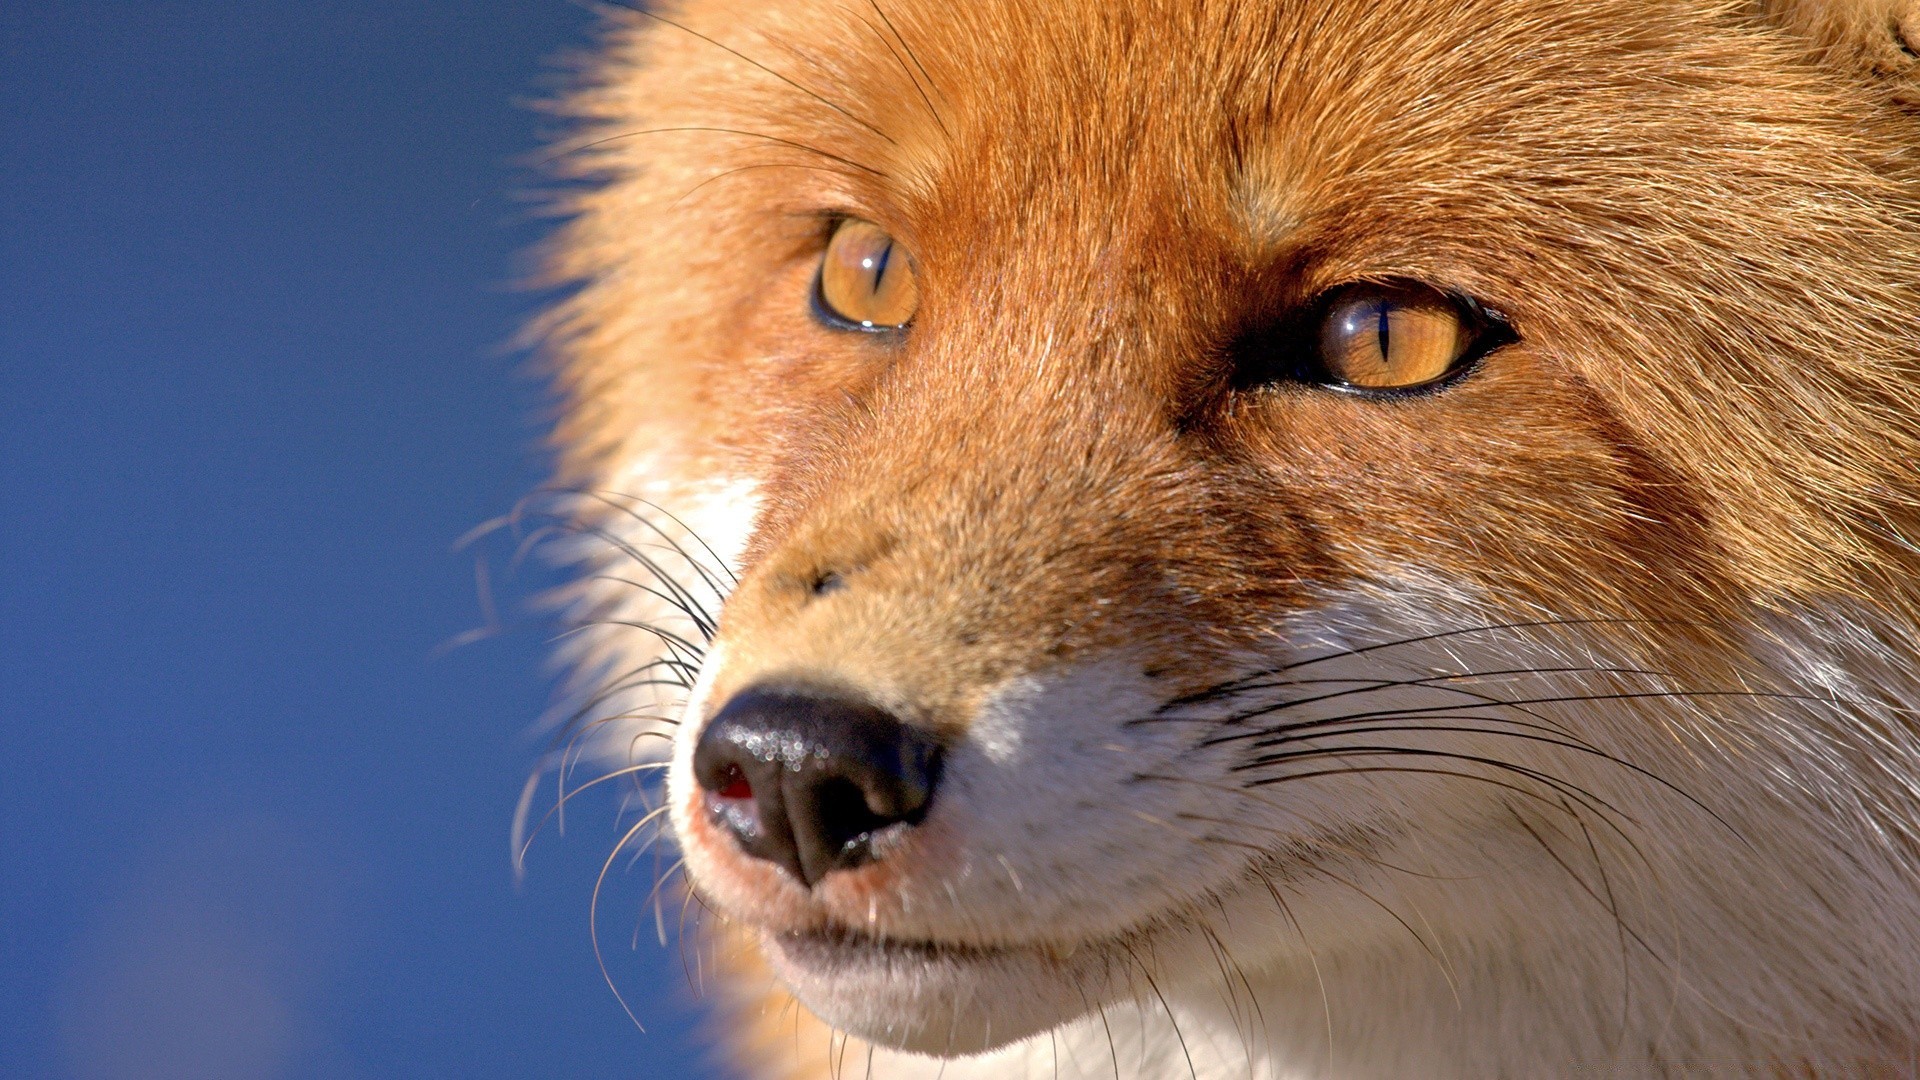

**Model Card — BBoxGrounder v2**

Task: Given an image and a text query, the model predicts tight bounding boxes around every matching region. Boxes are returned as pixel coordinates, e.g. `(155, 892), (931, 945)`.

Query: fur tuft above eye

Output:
(814, 219), (918, 331)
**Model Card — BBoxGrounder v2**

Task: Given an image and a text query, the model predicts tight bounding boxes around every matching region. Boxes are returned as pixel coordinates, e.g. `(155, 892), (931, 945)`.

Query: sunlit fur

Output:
(531, 0), (1920, 1075)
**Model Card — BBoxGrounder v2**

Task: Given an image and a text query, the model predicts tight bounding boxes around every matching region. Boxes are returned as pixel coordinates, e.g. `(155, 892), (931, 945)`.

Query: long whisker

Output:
(868, 0), (946, 108)
(608, 3), (900, 145)
(590, 813), (664, 1033)
(1507, 803), (1643, 1040)
(1147, 664), (1685, 732)
(545, 126), (888, 178)
(1095, 1002), (1122, 1080)
(1253, 868), (1334, 1075)
(589, 493), (741, 589)
(1239, 744), (1631, 818)
(852, 3), (949, 139)
(1223, 686), (1898, 738)
(1163, 616), (1725, 709)
(543, 506), (723, 641)
(1225, 718), (1733, 838)
(670, 162), (873, 209)
(585, 575), (715, 634)
(1126, 942), (1200, 1080)
(547, 626), (704, 681)
(1167, 804), (1468, 881)
(1196, 917), (1263, 1054)
(1179, 819), (1463, 997)
(517, 765), (673, 866)
(563, 616), (708, 664)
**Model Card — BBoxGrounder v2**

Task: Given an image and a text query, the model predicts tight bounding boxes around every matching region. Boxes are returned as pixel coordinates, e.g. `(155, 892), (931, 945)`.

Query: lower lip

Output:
(761, 926), (1110, 1055)
(767, 925), (1022, 983)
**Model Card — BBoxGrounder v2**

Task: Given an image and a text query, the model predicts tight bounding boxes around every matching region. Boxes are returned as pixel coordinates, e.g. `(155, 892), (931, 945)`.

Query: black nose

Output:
(693, 685), (942, 887)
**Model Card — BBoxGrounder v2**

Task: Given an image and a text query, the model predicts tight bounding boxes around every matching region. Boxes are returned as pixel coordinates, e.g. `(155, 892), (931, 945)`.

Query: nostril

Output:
(714, 763), (753, 801)
(812, 776), (892, 860)
(691, 684), (943, 887)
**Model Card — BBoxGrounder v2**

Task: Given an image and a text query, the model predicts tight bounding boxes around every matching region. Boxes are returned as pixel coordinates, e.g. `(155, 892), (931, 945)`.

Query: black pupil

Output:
(868, 239), (892, 296)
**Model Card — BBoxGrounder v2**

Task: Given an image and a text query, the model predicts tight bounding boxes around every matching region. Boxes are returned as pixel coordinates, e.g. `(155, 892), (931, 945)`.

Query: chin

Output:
(758, 926), (1113, 1056)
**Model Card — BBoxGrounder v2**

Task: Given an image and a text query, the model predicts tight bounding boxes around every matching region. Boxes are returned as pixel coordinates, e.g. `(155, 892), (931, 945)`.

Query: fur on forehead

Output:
(540, 0), (1920, 613)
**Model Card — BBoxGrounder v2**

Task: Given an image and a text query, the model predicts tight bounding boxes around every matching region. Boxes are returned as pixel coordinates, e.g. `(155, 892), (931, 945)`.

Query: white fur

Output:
(570, 472), (1920, 1076)
(512, 468), (757, 872)
(542, 466), (757, 765)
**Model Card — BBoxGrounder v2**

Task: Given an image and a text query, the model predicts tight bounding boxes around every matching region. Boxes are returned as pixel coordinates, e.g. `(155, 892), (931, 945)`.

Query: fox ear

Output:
(1761, 0), (1920, 91)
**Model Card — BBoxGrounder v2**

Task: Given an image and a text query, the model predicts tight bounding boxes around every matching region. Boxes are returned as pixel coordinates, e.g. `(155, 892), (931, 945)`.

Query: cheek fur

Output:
(533, 0), (1920, 1074)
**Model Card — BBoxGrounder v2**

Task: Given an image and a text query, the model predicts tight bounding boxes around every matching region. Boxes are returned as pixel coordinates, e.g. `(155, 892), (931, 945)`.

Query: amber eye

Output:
(814, 218), (918, 331)
(1310, 283), (1486, 392)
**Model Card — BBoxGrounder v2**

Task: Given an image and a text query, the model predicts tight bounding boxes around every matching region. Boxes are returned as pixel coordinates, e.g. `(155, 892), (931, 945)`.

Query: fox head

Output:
(535, 0), (1920, 1074)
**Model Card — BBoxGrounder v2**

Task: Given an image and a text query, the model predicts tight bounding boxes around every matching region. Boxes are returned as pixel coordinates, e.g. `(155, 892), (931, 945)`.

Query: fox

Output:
(526, 0), (1920, 1075)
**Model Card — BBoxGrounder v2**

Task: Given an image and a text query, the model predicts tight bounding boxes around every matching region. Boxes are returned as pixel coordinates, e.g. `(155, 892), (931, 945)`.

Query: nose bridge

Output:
(698, 172), (1258, 714)
(713, 324), (1195, 719)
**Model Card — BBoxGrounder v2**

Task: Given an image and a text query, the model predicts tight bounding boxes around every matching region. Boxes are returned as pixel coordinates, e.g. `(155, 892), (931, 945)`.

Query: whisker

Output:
(1162, 616), (1724, 710)
(548, 674), (690, 744)
(1226, 686), (1899, 737)
(1182, 822), (1462, 999)
(1168, 805), (1472, 881)
(675, 862), (702, 992)
(547, 626), (703, 681)
(543, 125), (888, 178)
(528, 676), (686, 799)
(545, 509), (723, 640)
(1095, 1002), (1122, 1080)
(520, 783), (670, 872)
(608, 3), (900, 146)
(1125, 943), (1199, 1080)
(1195, 696), (1596, 749)
(1251, 869), (1333, 1075)
(511, 772), (543, 878)
(1150, 664), (1685, 734)
(590, 813), (664, 1033)
(854, 1), (949, 139)
(566, 617), (708, 664)
(509, 522), (566, 576)
(568, 720), (676, 812)
(585, 575), (712, 629)
(1240, 757), (1644, 861)
(671, 162), (874, 209)
(1508, 803), (1641, 1040)
(1227, 719), (1732, 837)
(1201, 907), (1267, 1056)
(591, 493), (740, 589)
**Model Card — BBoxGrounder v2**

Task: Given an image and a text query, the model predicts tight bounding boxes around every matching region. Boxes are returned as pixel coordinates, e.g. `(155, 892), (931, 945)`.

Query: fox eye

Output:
(814, 218), (918, 331)
(1306, 282), (1504, 393)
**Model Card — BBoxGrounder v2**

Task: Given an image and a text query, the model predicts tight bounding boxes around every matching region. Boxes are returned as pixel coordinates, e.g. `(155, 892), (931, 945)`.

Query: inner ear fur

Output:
(1762, 0), (1920, 97)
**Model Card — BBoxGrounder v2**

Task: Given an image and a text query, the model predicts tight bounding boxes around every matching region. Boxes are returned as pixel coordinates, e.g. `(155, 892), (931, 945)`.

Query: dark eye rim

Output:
(1229, 279), (1518, 400)
(809, 216), (915, 334)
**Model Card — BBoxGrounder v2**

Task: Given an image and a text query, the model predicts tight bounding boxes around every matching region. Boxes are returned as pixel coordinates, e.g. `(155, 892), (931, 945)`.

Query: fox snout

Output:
(692, 685), (942, 888)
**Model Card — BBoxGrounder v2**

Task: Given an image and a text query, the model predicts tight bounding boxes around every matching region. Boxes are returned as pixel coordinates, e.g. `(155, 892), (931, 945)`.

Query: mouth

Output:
(760, 922), (1128, 1055)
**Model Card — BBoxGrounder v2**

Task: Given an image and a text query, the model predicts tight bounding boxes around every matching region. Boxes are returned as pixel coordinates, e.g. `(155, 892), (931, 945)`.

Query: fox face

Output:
(537, 0), (1920, 1075)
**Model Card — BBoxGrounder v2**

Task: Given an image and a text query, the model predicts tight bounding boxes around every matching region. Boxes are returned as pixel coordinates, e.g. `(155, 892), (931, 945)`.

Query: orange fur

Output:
(534, 1), (1920, 1075)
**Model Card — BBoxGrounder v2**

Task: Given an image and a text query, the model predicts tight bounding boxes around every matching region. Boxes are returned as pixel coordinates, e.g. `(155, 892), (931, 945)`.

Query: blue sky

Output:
(1, 2), (724, 1076)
